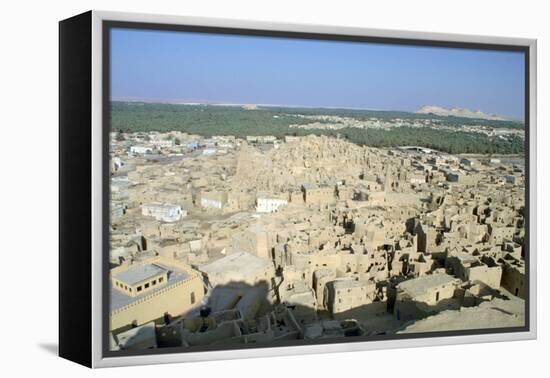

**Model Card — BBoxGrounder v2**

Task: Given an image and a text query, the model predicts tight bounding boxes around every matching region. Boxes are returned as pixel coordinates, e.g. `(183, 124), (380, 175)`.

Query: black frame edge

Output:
(59, 10), (93, 368)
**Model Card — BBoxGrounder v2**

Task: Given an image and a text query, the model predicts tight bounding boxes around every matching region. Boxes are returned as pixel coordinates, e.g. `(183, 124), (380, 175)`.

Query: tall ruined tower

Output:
(384, 163), (392, 193)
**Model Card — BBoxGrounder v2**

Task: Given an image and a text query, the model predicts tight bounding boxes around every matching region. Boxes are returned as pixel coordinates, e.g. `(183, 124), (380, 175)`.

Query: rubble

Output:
(108, 131), (526, 350)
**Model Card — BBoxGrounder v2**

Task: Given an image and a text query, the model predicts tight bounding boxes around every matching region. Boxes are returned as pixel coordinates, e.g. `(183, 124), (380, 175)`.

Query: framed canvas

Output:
(59, 10), (537, 368)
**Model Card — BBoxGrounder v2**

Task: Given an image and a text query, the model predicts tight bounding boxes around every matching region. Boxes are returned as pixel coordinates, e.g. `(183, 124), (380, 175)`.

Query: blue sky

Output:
(110, 28), (525, 119)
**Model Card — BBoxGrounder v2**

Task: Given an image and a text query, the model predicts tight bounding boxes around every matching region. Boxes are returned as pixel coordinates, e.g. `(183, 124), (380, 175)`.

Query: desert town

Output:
(287, 111), (524, 140)
(108, 130), (526, 351)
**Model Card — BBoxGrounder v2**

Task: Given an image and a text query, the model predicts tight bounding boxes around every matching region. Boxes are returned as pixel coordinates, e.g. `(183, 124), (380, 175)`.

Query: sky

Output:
(110, 28), (526, 119)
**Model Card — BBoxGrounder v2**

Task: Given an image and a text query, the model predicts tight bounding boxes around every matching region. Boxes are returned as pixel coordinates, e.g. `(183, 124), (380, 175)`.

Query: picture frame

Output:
(59, 10), (537, 368)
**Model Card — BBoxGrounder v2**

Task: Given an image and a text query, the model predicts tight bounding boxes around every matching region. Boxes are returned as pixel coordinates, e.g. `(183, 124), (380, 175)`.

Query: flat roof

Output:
(450, 252), (479, 264)
(332, 279), (373, 290)
(204, 285), (267, 314)
(397, 273), (457, 298)
(113, 264), (167, 286)
(111, 265), (189, 311)
(199, 251), (272, 277)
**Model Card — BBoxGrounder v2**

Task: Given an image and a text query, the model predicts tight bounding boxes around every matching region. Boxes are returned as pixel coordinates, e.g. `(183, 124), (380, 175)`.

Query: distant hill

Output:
(416, 105), (509, 121)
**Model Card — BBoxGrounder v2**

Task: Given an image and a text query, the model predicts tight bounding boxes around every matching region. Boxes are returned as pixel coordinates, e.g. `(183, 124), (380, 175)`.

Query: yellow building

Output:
(110, 256), (204, 332)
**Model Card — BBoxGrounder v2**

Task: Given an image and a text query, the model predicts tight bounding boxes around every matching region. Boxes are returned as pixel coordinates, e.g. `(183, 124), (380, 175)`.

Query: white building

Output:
(460, 158), (477, 167)
(284, 135), (300, 143)
(150, 139), (173, 149)
(200, 191), (227, 210)
(201, 197), (222, 209)
(202, 148), (217, 156)
(409, 173), (426, 185)
(141, 203), (186, 222)
(130, 146), (153, 155)
(256, 198), (288, 213)
(246, 135), (277, 144)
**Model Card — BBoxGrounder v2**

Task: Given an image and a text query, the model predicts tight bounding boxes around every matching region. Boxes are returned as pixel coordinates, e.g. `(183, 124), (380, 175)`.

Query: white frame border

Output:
(90, 10), (537, 368)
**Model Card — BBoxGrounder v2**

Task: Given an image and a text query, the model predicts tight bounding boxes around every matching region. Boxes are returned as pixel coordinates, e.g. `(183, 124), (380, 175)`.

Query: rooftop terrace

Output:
(113, 264), (166, 286)
(111, 264), (189, 311)
(397, 273), (457, 299)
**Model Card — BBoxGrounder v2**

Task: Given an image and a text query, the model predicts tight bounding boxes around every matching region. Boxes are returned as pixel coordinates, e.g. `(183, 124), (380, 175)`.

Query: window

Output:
(152, 280), (157, 285)
(159, 277), (164, 283)
(145, 283), (150, 289)
(137, 286), (142, 292)
(435, 291), (440, 301)
(190, 292), (195, 304)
